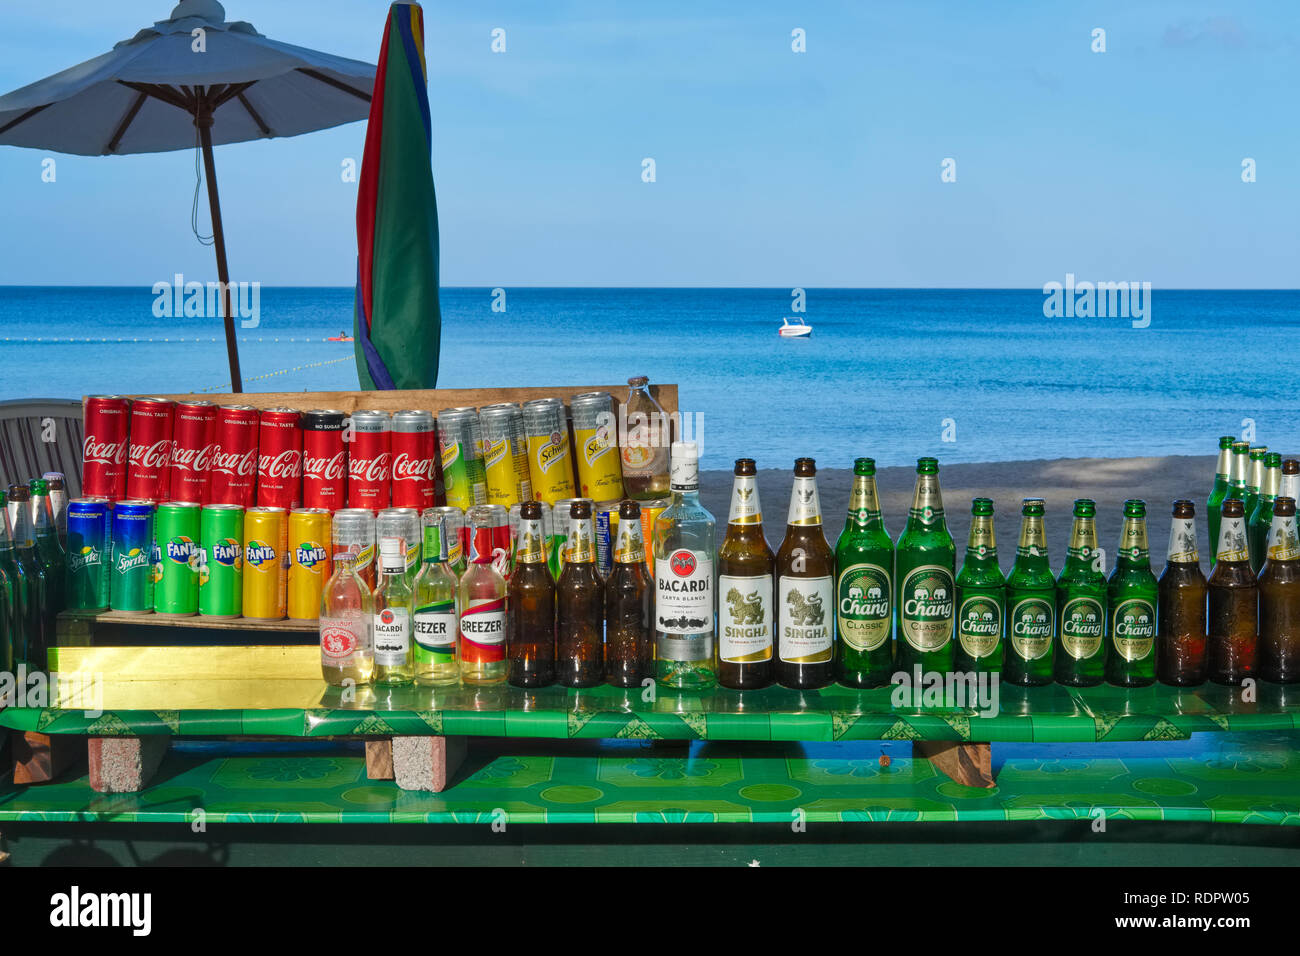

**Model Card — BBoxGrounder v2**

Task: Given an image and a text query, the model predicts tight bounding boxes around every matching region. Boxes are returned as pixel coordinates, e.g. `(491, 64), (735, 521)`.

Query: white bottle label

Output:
(655, 549), (714, 635)
(719, 573), (772, 663)
(787, 476), (822, 526)
(320, 614), (370, 666)
(1216, 516), (1249, 563)
(414, 609), (457, 649)
(1167, 517), (1198, 563)
(777, 575), (834, 663)
(372, 607), (411, 665)
(728, 476), (762, 525)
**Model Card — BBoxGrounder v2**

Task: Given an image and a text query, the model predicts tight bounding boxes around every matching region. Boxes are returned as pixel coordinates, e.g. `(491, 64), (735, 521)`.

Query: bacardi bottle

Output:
(372, 531), (414, 685)
(653, 441), (717, 689)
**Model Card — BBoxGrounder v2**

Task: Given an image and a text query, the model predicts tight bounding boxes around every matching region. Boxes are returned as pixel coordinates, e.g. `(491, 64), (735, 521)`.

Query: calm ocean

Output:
(0, 286), (1295, 469)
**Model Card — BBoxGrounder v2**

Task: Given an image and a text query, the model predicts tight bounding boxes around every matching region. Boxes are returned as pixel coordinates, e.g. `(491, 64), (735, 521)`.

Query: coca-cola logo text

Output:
(258, 449), (302, 479)
(210, 447), (259, 477)
(170, 442), (215, 473)
(130, 439), (172, 469)
(303, 450), (346, 481)
(83, 436), (128, 466)
(391, 451), (431, 481)
(348, 452), (391, 483)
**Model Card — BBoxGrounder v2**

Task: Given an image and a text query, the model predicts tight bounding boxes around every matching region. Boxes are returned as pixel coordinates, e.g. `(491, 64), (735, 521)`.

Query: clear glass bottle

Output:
(621, 376), (671, 500)
(372, 533), (414, 685)
(320, 549), (375, 687)
(413, 510), (460, 686)
(459, 504), (508, 684)
(652, 441), (717, 688)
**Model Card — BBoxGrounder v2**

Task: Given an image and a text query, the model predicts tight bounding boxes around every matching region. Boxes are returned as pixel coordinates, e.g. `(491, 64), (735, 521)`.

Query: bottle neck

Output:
(1267, 512), (1300, 563)
(566, 515), (596, 565)
(1116, 517), (1150, 568)
(1259, 466), (1281, 501)
(1215, 446), (1231, 480)
(378, 539), (408, 584)
(846, 475), (883, 530)
(1013, 515), (1045, 567)
(1166, 516), (1199, 564)
(1216, 514), (1250, 563)
(965, 514), (996, 563)
(728, 474), (763, 527)
(516, 517), (548, 565)
(786, 475), (822, 527)
(614, 519), (645, 565)
(906, 473), (946, 531)
(1230, 452), (1249, 489)
(1063, 517), (1098, 571)
(421, 526), (448, 565)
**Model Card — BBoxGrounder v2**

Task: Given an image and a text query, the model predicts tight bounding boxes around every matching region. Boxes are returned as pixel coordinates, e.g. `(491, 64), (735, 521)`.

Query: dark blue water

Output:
(1, 286), (1295, 469)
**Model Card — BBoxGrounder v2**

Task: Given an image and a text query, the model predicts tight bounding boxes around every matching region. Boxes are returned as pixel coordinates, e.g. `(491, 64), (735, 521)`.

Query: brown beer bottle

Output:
(718, 459), (775, 690)
(775, 458), (835, 689)
(604, 500), (653, 687)
(1259, 496), (1300, 683)
(506, 500), (556, 687)
(1207, 499), (1257, 685)
(1157, 500), (1207, 686)
(556, 500), (605, 687)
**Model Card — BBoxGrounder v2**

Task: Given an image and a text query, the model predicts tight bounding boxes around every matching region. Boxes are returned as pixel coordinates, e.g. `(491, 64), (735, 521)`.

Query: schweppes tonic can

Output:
(522, 397), (576, 505)
(479, 403), (532, 508)
(199, 504), (244, 618)
(154, 501), (201, 616)
(242, 506), (288, 621)
(570, 392), (625, 502)
(289, 507), (331, 620)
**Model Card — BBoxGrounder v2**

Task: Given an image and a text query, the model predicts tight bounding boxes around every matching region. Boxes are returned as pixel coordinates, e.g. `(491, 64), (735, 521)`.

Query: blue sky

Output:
(0, 0), (1296, 288)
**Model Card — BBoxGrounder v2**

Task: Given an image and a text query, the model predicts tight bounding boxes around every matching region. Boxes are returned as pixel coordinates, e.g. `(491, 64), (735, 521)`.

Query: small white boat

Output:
(779, 316), (812, 338)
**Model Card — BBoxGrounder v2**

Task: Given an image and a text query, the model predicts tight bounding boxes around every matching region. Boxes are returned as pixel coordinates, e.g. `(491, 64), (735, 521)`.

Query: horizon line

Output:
(1, 284), (1298, 292)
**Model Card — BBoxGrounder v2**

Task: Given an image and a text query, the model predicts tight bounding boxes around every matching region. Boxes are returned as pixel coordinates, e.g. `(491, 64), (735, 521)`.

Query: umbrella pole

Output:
(197, 111), (244, 393)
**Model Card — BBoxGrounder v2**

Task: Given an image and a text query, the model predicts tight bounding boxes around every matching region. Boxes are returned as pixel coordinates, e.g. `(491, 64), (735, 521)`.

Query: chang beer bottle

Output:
(1005, 499), (1054, 687)
(1245, 446), (1268, 521)
(835, 458), (895, 688)
(1207, 436), (1234, 558)
(1223, 441), (1251, 511)
(1248, 452), (1281, 574)
(1105, 499), (1158, 687)
(894, 458), (955, 679)
(1054, 499), (1107, 687)
(954, 498), (1004, 675)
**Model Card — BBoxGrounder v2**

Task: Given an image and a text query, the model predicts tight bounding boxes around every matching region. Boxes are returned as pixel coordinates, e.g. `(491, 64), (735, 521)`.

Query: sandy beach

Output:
(699, 455), (1221, 566)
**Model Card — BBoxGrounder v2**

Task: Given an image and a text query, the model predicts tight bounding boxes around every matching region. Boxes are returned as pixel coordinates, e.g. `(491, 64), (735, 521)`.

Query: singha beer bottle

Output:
(775, 459), (835, 689)
(1258, 496), (1300, 683)
(1158, 500), (1208, 686)
(1248, 452), (1281, 574)
(954, 498), (1004, 676)
(506, 501), (556, 687)
(605, 500), (652, 687)
(1207, 436), (1234, 557)
(1055, 499), (1108, 687)
(1005, 499), (1054, 686)
(718, 459), (774, 690)
(1280, 459), (1300, 513)
(894, 458), (956, 678)
(556, 500), (604, 687)
(653, 442), (717, 689)
(836, 459), (895, 687)
(1208, 499), (1257, 685)
(1105, 499), (1158, 687)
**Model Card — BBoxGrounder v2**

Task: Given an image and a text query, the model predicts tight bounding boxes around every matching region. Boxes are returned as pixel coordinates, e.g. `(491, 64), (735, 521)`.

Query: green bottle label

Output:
(1111, 598), (1155, 662)
(957, 594), (1001, 658)
(1009, 596), (1053, 660)
(837, 563), (891, 652)
(1060, 596), (1104, 659)
(899, 565), (954, 652)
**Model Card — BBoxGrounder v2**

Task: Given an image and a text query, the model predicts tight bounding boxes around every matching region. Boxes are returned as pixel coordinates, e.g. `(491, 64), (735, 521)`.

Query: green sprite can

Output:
(155, 501), (202, 616)
(199, 504), (244, 618)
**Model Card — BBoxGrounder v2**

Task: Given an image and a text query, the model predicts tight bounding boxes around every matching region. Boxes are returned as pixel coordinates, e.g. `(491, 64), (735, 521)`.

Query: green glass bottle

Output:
(1004, 499), (1054, 686)
(894, 458), (956, 678)
(1245, 446), (1268, 522)
(0, 489), (22, 672)
(1054, 499), (1108, 686)
(30, 478), (65, 643)
(1105, 499), (1158, 687)
(1248, 452), (1281, 574)
(413, 510), (461, 686)
(954, 498), (1004, 675)
(1207, 436), (1234, 561)
(7, 485), (48, 670)
(1225, 442), (1250, 505)
(835, 458), (895, 688)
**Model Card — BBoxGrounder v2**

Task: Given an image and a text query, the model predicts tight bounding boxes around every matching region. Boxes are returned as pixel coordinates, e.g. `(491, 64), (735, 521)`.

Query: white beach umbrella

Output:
(0, 0), (377, 390)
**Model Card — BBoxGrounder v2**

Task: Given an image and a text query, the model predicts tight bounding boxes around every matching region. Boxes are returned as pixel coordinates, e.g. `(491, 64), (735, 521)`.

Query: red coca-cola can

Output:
(126, 397), (174, 501)
(207, 405), (260, 507)
(347, 410), (391, 512)
(167, 400), (217, 504)
(390, 410), (435, 510)
(256, 407), (303, 510)
(302, 409), (348, 511)
(82, 395), (132, 500)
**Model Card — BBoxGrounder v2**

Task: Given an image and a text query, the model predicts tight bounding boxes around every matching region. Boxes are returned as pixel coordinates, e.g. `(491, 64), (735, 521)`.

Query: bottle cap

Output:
(1073, 498), (1096, 517)
(1172, 499), (1195, 518)
(1123, 499), (1146, 518)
